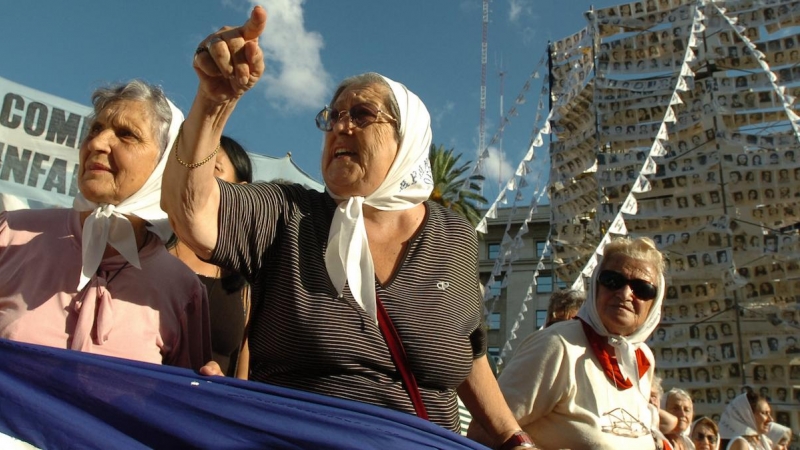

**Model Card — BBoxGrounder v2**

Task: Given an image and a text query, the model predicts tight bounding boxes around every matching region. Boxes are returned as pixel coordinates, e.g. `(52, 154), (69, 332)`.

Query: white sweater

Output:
(498, 320), (657, 450)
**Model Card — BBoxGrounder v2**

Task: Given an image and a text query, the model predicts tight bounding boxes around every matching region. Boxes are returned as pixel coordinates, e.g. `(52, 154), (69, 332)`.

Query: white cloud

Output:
(480, 145), (515, 187)
(508, 0), (533, 23)
(433, 101), (455, 129)
(521, 26), (537, 46)
(249, 0), (333, 113)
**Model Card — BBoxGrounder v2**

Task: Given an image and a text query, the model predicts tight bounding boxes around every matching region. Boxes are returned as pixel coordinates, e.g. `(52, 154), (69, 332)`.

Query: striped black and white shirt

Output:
(212, 181), (486, 431)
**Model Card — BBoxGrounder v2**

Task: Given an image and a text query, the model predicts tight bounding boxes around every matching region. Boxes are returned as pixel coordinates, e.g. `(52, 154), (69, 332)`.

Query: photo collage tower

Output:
(548, 0), (800, 431)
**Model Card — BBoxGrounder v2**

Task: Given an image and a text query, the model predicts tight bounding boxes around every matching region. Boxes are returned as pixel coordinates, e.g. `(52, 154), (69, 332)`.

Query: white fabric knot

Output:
(79, 205), (140, 289)
(607, 335), (637, 386)
(325, 196), (375, 321)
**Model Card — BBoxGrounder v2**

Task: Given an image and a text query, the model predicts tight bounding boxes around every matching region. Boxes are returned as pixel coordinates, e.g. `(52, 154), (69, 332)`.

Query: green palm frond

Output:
(428, 144), (487, 226)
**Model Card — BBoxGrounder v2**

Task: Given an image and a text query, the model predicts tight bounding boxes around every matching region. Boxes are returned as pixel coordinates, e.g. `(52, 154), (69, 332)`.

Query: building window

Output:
(537, 275), (553, 293)
(488, 243), (500, 259)
(488, 313), (501, 330)
(536, 241), (547, 257)
(488, 346), (501, 365)
(536, 310), (547, 329)
(489, 279), (502, 297)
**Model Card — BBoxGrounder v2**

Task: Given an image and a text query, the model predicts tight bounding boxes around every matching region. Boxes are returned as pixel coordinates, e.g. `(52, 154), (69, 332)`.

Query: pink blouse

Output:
(0, 209), (211, 369)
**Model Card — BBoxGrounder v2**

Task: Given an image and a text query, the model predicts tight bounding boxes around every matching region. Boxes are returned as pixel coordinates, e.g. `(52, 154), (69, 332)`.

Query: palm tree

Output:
(428, 144), (487, 226)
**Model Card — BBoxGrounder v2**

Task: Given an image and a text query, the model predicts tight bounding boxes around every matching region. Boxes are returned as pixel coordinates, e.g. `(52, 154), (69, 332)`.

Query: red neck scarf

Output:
(580, 319), (651, 390)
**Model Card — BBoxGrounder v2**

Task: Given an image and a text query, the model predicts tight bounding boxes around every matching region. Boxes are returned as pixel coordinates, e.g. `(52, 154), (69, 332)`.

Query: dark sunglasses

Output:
(693, 433), (717, 443)
(597, 270), (658, 301)
(315, 103), (397, 132)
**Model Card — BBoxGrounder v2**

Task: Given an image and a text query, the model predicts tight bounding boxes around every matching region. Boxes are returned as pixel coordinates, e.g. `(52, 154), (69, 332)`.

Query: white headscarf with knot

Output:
(575, 252), (665, 400)
(72, 98), (183, 290)
(325, 74), (433, 324)
(766, 422), (791, 448)
(718, 393), (762, 439)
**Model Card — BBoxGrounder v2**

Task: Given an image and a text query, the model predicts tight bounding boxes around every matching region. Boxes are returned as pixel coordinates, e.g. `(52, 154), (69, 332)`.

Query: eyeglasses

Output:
(693, 433), (717, 444)
(597, 270), (658, 301)
(315, 103), (397, 132)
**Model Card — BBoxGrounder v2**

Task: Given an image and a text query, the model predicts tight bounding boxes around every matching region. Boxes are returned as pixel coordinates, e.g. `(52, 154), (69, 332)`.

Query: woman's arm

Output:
(161, 6), (266, 259)
(658, 408), (679, 434)
(727, 437), (748, 450)
(459, 355), (534, 449)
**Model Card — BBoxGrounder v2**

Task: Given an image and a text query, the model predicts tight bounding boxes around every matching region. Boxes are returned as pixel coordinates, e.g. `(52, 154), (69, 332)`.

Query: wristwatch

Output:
(498, 430), (535, 450)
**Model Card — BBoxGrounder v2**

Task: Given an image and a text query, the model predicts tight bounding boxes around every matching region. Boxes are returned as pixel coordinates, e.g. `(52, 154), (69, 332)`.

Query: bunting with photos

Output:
(547, 0), (800, 432)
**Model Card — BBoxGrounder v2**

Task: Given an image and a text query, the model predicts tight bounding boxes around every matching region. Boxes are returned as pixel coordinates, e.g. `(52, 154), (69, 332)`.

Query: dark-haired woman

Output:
(169, 135), (253, 377)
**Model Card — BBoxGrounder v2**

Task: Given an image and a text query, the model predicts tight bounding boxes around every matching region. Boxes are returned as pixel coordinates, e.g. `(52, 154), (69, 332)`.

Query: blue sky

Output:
(2, 0), (620, 201)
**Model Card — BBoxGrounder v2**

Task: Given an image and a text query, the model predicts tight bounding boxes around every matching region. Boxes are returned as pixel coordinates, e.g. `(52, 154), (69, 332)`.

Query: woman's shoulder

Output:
(252, 182), (335, 213)
(0, 208), (75, 242)
(424, 201), (475, 233)
(3, 207), (71, 225)
(511, 321), (585, 360)
(725, 436), (752, 450)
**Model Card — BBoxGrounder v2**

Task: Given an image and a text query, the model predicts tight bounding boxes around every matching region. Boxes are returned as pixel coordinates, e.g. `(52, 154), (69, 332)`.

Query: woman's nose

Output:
(85, 129), (114, 152)
(618, 284), (635, 300)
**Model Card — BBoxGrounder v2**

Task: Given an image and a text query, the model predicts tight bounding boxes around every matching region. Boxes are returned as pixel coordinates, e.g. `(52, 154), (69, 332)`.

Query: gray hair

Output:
(330, 72), (401, 140)
(546, 289), (585, 327)
(651, 374), (664, 397)
(602, 236), (666, 275)
(89, 79), (173, 155)
(665, 387), (692, 405)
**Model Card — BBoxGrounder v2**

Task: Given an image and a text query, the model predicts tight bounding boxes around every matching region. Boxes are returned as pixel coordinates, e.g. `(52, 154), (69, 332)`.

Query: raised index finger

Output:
(239, 5), (267, 41)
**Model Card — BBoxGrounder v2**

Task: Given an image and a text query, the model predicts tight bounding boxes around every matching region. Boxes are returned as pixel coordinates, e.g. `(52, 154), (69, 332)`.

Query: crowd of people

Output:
(0, 6), (795, 450)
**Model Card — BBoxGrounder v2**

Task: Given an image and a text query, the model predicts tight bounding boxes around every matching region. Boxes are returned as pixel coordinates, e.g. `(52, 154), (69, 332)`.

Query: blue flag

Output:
(0, 339), (486, 449)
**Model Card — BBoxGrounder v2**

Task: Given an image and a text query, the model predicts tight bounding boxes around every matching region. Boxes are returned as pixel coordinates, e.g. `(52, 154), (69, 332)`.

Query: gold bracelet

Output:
(172, 122), (221, 169)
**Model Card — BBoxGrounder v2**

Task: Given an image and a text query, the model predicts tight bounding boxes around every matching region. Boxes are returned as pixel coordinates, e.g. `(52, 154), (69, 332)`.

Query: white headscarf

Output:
(73, 97), (183, 290)
(718, 393), (760, 439)
(575, 249), (665, 399)
(325, 74), (433, 324)
(766, 422), (790, 449)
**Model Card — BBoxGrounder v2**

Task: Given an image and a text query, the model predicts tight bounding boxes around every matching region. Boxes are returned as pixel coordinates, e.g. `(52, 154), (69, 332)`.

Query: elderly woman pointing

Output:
(470, 237), (666, 449)
(162, 6), (533, 449)
(0, 80), (211, 369)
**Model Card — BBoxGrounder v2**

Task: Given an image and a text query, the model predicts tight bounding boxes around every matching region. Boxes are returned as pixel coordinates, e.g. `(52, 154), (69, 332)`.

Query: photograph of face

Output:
(656, 328), (667, 341)
(666, 286), (678, 299)
(707, 345), (720, 362)
(753, 364), (767, 382)
(706, 388), (720, 404)
(705, 325), (718, 341)
(750, 339), (764, 357)
(721, 343), (735, 360)
(770, 365), (785, 381)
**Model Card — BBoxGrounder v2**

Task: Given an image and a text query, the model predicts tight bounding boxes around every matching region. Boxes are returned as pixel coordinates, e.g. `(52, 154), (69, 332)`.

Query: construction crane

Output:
(477, 0), (489, 200)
